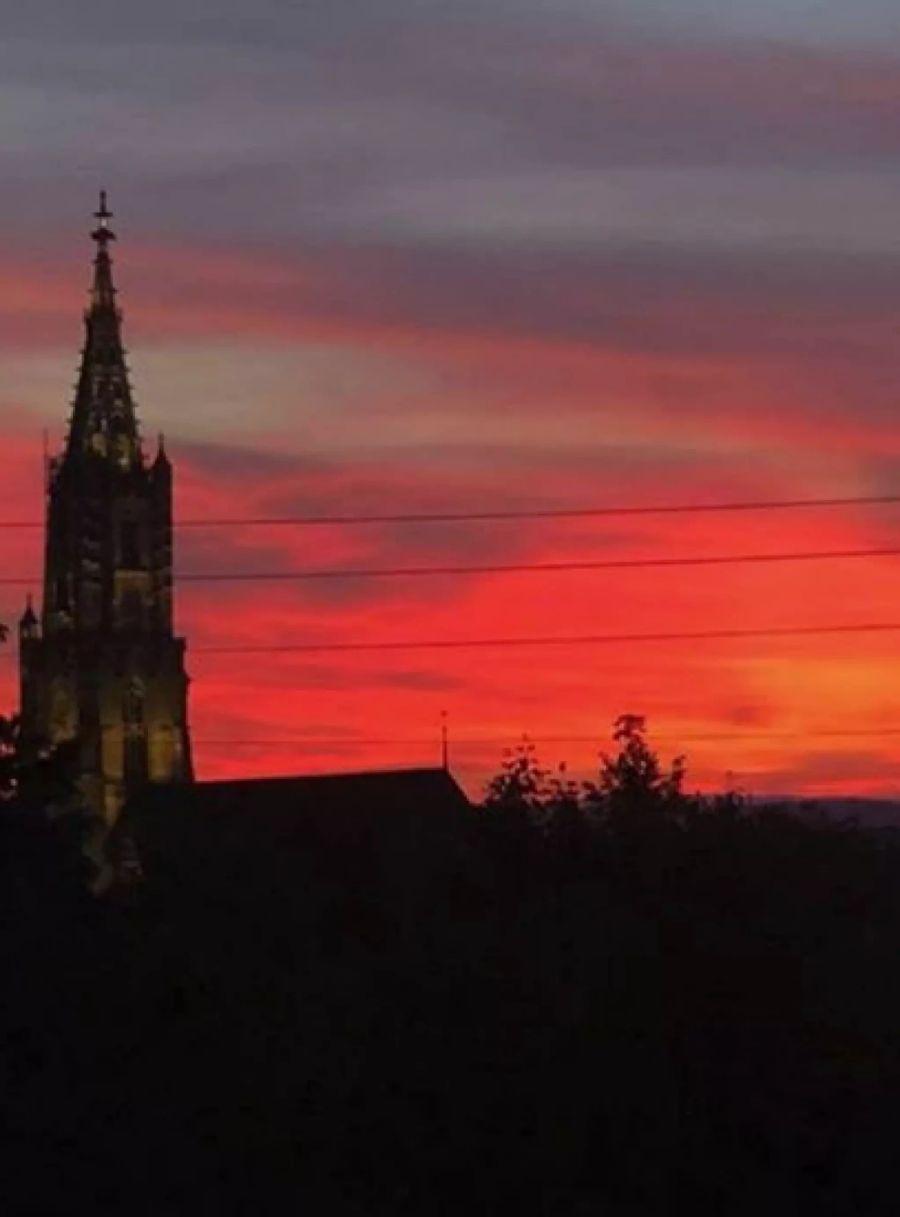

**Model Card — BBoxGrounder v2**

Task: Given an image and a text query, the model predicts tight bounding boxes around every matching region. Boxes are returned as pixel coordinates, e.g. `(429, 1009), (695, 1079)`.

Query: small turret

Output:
(153, 433), (171, 472)
(19, 594), (39, 641)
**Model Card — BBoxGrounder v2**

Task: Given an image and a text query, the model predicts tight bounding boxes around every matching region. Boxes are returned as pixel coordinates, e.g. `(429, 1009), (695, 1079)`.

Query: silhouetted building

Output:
(119, 767), (471, 904)
(19, 194), (192, 821)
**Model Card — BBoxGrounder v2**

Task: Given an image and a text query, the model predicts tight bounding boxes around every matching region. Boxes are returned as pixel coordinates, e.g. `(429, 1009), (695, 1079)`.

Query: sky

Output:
(1, 0), (900, 797)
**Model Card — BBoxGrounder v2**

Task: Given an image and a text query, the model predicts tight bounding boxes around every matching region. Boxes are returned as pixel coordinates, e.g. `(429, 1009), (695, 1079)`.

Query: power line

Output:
(0, 619), (896, 666)
(191, 621), (900, 656)
(0, 621), (894, 660)
(0, 492), (898, 531)
(191, 727), (900, 747)
(162, 493), (900, 527)
(175, 546), (900, 580)
(1, 544), (900, 588)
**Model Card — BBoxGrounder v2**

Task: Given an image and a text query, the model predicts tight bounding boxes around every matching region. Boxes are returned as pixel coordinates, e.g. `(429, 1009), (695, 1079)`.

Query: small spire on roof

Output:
(441, 710), (449, 771)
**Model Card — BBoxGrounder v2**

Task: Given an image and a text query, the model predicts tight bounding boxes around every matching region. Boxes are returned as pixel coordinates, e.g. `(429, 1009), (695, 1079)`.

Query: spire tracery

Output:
(67, 191), (140, 459)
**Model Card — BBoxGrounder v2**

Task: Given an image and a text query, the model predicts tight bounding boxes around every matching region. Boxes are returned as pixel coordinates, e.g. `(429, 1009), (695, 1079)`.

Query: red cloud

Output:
(2, 234), (900, 797)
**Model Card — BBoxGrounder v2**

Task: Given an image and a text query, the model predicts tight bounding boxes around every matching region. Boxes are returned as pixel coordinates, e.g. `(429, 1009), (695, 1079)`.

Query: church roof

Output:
(119, 767), (471, 889)
(133, 765), (467, 815)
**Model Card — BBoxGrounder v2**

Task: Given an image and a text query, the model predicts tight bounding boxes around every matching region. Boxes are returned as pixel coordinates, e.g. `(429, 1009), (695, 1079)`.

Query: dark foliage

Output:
(4, 720), (900, 1214)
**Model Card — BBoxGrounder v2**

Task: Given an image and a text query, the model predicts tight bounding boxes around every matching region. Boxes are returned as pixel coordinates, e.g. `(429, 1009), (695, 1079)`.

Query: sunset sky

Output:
(2, 0), (900, 797)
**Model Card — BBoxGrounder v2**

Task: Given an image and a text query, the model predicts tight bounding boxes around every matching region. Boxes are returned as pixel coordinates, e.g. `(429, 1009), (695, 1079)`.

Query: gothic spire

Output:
(66, 191), (140, 462)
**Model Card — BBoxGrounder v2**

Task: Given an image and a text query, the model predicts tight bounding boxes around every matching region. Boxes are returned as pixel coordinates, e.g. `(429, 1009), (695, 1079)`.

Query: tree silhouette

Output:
(484, 715), (690, 827)
(484, 736), (549, 815)
(0, 613), (94, 891)
(596, 713), (687, 820)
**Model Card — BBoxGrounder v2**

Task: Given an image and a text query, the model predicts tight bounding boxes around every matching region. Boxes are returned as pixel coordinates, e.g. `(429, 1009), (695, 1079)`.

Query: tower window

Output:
(119, 589), (144, 629)
(123, 679), (147, 786)
(123, 679), (144, 728)
(120, 520), (142, 568)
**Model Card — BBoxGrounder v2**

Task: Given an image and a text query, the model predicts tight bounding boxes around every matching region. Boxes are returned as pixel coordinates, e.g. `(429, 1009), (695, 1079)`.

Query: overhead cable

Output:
(191, 621), (900, 656)
(0, 492), (898, 531)
(1, 543), (900, 587)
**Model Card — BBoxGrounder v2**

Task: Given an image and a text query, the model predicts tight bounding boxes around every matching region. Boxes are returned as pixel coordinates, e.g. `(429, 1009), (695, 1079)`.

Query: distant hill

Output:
(756, 795), (900, 831)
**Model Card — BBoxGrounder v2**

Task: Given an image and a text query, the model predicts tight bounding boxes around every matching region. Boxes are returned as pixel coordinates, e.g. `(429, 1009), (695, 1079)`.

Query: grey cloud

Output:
(6, 0), (898, 49)
(176, 438), (330, 481)
(251, 239), (900, 364)
(2, 6), (900, 257)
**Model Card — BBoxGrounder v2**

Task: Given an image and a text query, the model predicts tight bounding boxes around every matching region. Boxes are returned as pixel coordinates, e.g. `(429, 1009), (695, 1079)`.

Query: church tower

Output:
(18, 194), (193, 822)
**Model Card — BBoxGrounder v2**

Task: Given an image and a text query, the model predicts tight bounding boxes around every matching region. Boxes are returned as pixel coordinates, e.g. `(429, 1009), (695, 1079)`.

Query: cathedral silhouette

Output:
(18, 194), (192, 821)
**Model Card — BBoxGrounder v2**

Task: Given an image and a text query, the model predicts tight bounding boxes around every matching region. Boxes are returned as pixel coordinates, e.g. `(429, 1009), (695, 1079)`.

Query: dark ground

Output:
(3, 796), (900, 1216)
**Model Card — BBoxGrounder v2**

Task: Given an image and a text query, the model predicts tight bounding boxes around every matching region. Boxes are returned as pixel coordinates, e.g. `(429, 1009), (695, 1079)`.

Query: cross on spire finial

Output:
(91, 189), (116, 248)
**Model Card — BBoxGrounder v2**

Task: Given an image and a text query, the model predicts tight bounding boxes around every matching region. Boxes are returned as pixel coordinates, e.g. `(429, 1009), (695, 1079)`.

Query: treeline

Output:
(3, 719), (900, 1214)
